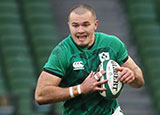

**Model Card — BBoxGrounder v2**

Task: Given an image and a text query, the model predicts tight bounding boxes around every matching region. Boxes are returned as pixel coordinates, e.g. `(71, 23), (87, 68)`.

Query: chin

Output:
(79, 44), (88, 48)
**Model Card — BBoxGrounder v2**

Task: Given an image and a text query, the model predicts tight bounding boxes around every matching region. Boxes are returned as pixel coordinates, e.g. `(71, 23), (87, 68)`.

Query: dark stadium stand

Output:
(156, 0), (160, 23)
(0, 0), (46, 115)
(19, 0), (60, 114)
(126, 2), (157, 24)
(0, 0), (60, 114)
(0, 61), (7, 95)
(122, 0), (160, 114)
(20, 0), (60, 73)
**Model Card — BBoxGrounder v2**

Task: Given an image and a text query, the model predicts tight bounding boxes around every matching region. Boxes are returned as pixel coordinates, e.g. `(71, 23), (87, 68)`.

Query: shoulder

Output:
(95, 32), (124, 46)
(52, 35), (72, 54)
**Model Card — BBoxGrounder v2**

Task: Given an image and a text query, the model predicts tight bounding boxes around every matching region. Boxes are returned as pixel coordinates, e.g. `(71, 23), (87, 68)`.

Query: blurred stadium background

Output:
(0, 0), (160, 115)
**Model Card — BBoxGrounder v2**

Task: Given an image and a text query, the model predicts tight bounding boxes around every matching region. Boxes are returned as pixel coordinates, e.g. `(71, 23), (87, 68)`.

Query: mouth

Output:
(76, 34), (88, 42)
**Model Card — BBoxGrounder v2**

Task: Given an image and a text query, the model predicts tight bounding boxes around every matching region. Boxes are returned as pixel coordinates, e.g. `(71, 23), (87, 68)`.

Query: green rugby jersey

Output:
(44, 32), (128, 115)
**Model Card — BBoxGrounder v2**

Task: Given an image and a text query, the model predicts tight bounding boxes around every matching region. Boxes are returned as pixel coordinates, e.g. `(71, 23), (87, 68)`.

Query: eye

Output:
(83, 22), (90, 27)
(72, 24), (79, 28)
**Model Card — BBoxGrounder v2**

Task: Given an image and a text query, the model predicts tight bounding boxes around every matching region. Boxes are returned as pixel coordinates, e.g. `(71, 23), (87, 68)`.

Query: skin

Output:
(68, 11), (98, 49)
(35, 10), (144, 105)
(35, 70), (106, 104)
(116, 56), (144, 88)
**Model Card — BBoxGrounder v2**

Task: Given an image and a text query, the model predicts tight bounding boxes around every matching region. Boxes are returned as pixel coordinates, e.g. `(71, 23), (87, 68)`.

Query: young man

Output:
(35, 4), (144, 115)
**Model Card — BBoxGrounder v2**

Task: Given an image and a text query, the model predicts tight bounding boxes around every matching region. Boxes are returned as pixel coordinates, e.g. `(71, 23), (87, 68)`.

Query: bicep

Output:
(35, 71), (70, 104)
(121, 56), (138, 70)
(37, 71), (62, 88)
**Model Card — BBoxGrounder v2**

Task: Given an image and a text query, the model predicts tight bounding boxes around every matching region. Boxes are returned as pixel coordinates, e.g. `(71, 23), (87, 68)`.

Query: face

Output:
(68, 11), (98, 48)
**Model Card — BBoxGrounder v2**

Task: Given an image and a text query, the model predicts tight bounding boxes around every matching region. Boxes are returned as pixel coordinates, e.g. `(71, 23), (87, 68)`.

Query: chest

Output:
(61, 47), (117, 86)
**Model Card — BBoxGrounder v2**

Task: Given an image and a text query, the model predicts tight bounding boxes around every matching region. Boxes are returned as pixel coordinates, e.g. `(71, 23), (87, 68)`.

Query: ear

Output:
(68, 21), (70, 25)
(68, 21), (71, 29)
(94, 20), (99, 30)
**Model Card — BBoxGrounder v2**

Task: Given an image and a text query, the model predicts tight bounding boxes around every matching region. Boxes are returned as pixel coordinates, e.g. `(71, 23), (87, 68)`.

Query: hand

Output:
(116, 67), (135, 84)
(80, 70), (108, 94)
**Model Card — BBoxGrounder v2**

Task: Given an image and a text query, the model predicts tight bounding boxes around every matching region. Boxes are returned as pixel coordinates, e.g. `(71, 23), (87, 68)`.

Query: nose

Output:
(77, 26), (85, 33)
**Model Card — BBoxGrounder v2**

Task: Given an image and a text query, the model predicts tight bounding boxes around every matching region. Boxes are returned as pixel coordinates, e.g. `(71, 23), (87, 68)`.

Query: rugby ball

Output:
(98, 60), (123, 100)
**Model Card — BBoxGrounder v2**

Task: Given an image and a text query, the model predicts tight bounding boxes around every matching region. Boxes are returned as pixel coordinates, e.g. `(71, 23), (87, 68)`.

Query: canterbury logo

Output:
(73, 61), (84, 70)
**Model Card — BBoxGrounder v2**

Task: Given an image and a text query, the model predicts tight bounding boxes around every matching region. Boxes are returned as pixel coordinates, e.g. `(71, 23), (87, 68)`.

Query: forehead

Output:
(69, 11), (94, 23)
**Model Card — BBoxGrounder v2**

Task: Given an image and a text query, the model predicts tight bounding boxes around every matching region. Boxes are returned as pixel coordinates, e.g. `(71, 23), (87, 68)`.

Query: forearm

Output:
(120, 56), (145, 88)
(35, 71), (73, 104)
(129, 66), (144, 88)
(35, 86), (71, 104)
(35, 70), (107, 105)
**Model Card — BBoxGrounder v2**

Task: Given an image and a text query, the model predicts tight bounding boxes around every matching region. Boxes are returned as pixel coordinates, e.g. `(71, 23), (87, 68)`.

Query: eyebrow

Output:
(83, 21), (90, 24)
(71, 21), (90, 25)
(72, 22), (78, 25)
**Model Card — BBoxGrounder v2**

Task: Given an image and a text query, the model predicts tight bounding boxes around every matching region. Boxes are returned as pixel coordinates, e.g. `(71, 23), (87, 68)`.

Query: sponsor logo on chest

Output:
(73, 61), (84, 70)
(72, 52), (110, 70)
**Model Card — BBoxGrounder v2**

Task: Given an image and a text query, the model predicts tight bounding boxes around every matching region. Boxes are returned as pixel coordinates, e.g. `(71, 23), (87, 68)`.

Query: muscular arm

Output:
(117, 56), (144, 88)
(35, 71), (70, 104)
(35, 70), (107, 105)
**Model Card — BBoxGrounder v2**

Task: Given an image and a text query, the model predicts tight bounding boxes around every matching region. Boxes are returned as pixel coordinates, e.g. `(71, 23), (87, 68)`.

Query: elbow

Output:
(35, 93), (44, 105)
(35, 91), (48, 105)
(132, 69), (145, 88)
(137, 76), (145, 88)
(130, 79), (145, 88)
(138, 79), (145, 88)
(135, 83), (144, 88)
(35, 91), (56, 105)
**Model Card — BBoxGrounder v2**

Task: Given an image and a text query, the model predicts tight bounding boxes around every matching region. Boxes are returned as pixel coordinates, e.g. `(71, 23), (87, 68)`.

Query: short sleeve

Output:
(43, 45), (67, 78)
(110, 36), (128, 65)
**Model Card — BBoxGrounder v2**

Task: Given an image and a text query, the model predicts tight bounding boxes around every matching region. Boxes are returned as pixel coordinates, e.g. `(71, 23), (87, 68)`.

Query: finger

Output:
(94, 74), (99, 80)
(100, 70), (106, 75)
(94, 70), (106, 80)
(92, 72), (96, 77)
(125, 79), (133, 84)
(87, 71), (94, 79)
(95, 79), (108, 86)
(123, 71), (134, 83)
(123, 76), (132, 83)
(115, 67), (123, 71)
(98, 72), (103, 77)
(98, 70), (106, 78)
(120, 72), (131, 82)
(126, 77), (135, 84)
(95, 87), (106, 91)
(117, 69), (127, 80)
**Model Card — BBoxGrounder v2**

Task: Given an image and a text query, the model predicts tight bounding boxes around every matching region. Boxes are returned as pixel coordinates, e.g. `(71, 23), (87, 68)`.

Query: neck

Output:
(86, 34), (95, 49)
